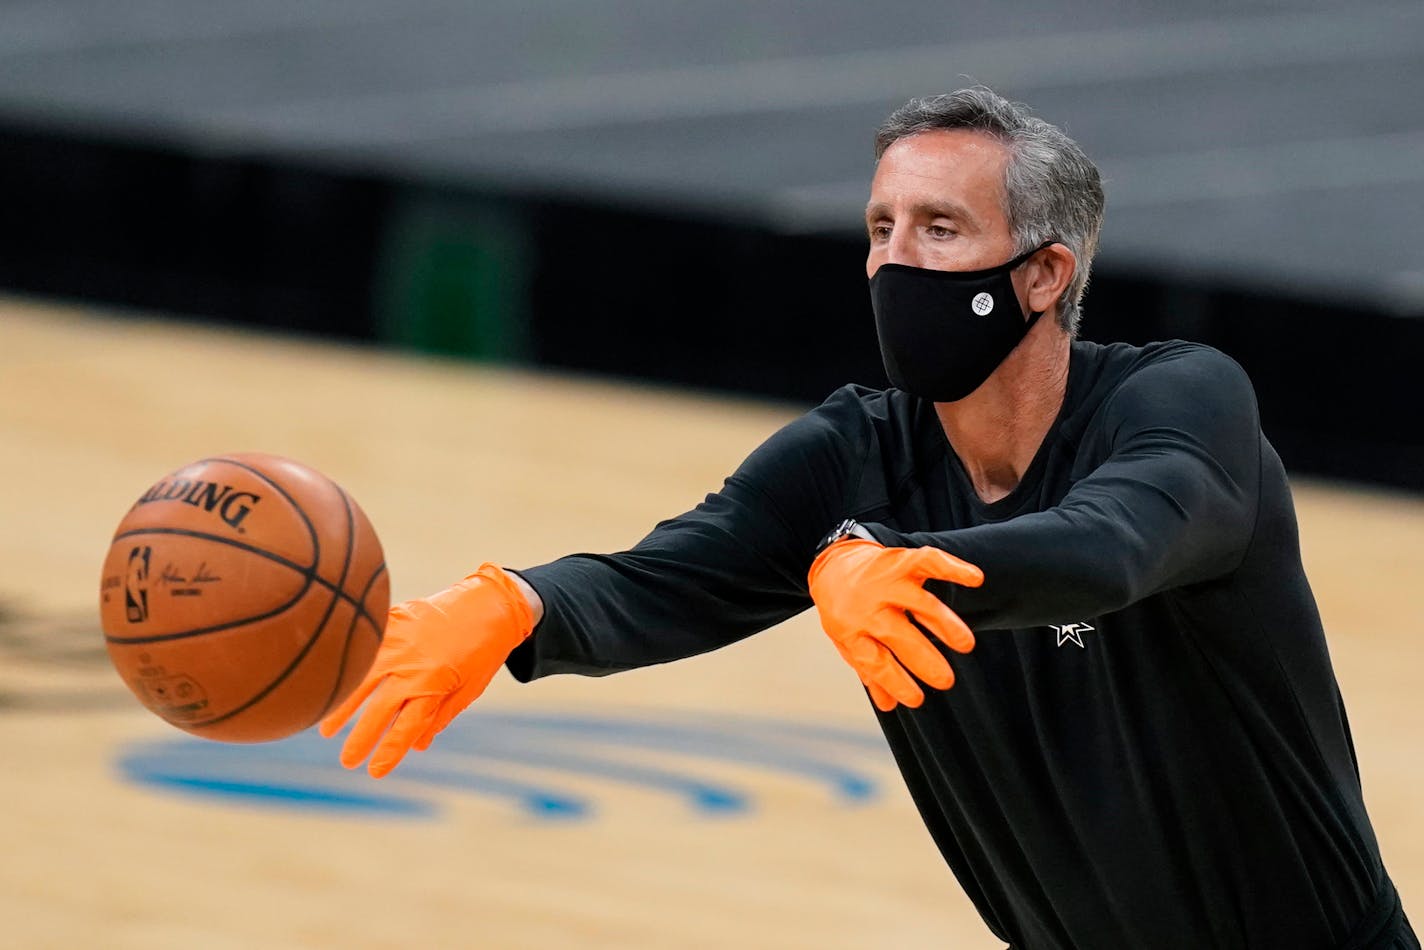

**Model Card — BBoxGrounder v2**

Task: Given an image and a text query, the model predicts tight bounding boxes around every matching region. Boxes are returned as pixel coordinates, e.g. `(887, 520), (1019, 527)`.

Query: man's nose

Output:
(885, 228), (921, 268)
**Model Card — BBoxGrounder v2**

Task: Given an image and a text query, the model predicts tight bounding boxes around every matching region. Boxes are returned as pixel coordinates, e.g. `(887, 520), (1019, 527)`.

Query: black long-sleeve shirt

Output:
(508, 340), (1408, 949)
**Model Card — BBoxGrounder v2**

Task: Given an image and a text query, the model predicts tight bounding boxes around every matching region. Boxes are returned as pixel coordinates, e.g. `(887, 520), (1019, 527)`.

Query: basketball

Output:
(98, 453), (389, 742)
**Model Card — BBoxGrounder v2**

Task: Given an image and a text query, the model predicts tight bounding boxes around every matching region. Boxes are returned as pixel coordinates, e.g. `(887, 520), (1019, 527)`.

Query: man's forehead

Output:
(867, 129), (1008, 216)
(873, 130), (1007, 183)
(880, 126), (1008, 162)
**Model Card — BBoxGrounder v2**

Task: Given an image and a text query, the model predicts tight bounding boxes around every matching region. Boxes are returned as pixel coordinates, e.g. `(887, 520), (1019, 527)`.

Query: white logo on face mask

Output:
(971, 292), (994, 315)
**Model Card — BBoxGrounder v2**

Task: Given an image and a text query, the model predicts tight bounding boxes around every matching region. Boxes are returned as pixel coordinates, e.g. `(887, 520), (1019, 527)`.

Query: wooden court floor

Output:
(1, 296), (1420, 949)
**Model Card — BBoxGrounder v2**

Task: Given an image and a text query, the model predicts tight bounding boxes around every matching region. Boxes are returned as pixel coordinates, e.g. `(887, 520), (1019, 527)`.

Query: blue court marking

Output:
(115, 711), (891, 821)
(117, 736), (587, 819)
(456, 714), (881, 801)
(353, 759), (588, 818)
(129, 772), (433, 816)
(421, 739), (749, 814)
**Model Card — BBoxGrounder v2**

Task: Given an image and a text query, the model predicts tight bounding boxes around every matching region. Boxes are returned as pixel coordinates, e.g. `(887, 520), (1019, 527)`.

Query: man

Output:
(321, 88), (1415, 949)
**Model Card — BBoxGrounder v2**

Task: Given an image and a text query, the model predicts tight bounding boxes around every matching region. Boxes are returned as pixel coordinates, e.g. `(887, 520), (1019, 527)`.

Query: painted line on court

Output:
(115, 710), (890, 820)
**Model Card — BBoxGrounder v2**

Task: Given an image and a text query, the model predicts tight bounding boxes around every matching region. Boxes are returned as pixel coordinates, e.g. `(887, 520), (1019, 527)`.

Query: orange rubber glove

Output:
(808, 538), (983, 712)
(319, 563), (534, 778)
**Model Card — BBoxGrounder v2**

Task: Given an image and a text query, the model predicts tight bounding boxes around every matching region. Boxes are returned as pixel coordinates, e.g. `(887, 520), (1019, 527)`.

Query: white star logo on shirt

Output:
(1050, 622), (1095, 648)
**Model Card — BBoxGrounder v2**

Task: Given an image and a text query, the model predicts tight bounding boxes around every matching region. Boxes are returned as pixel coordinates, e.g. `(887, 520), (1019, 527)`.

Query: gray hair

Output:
(875, 87), (1105, 334)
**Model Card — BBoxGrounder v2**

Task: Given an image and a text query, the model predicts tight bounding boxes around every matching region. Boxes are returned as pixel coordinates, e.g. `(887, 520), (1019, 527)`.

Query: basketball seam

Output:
(202, 455), (321, 565)
(311, 495), (390, 728)
(333, 567), (389, 700)
(104, 526), (383, 642)
(193, 472), (360, 730)
(105, 526), (316, 645)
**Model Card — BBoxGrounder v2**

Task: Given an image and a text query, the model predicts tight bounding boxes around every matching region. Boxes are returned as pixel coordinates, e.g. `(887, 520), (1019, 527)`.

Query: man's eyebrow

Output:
(864, 199), (976, 224)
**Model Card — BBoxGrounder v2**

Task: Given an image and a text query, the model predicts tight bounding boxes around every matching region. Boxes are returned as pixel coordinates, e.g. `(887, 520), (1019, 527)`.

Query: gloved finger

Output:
(368, 695), (442, 778)
(901, 588), (976, 654)
(413, 696), (457, 751)
(426, 696), (469, 746)
(909, 547), (984, 588)
(862, 676), (899, 712)
(338, 679), (411, 770)
(319, 665), (387, 739)
(876, 612), (955, 690)
(414, 664), (502, 751)
(833, 636), (902, 712)
(852, 637), (926, 708)
(413, 706), (442, 752)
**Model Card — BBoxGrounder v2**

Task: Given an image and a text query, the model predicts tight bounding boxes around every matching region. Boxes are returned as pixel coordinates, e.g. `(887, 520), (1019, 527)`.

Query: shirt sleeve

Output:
(865, 346), (1263, 630)
(505, 387), (869, 681)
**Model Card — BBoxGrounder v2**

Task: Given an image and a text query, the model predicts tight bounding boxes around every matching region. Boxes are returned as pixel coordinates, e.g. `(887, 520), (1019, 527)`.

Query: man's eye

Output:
(926, 225), (956, 238)
(869, 225), (891, 241)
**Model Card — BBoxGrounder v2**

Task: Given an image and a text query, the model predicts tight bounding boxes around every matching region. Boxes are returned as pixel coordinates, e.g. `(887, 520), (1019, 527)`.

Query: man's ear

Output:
(1025, 243), (1077, 317)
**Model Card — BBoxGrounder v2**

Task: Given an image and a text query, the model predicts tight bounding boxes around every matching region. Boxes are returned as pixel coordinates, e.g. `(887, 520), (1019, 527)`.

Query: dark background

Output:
(2, 1), (1421, 488)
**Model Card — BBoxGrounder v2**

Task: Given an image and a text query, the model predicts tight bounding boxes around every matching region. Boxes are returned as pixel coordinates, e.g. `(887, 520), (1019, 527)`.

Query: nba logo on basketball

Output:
(125, 545), (151, 623)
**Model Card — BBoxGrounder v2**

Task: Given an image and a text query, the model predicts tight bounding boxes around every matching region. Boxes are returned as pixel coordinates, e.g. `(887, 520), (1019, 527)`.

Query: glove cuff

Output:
(430, 563), (536, 649)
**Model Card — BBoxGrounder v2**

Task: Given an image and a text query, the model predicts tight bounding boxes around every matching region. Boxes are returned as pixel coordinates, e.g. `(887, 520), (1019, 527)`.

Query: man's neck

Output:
(934, 326), (1072, 505)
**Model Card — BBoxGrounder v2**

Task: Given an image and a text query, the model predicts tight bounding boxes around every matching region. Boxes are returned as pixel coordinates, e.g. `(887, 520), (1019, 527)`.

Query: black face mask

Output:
(868, 242), (1056, 402)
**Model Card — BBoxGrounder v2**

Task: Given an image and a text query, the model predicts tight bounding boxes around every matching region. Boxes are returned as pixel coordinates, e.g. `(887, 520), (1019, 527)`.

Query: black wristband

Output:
(815, 518), (867, 555)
